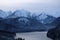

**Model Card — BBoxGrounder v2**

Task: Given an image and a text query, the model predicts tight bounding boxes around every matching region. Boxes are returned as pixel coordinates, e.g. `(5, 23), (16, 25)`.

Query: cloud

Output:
(0, 0), (59, 17)
(0, 0), (59, 12)
(0, 0), (59, 4)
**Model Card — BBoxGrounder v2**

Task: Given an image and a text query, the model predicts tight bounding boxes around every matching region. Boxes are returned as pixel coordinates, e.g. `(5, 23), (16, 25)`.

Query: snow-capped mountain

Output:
(7, 9), (31, 18)
(0, 9), (56, 24)
(37, 13), (56, 24)
(43, 15), (56, 24)
(0, 10), (6, 18)
(0, 10), (12, 18)
(37, 13), (47, 21)
(0, 9), (57, 32)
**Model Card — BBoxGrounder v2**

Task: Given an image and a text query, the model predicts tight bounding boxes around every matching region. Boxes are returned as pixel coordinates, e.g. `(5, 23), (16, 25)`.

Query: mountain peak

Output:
(7, 9), (31, 18)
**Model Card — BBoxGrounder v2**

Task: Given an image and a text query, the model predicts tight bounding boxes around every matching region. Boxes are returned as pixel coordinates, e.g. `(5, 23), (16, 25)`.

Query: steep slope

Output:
(0, 10), (12, 18)
(51, 17), (60, 26)
(7, 9), (31, 18)
(37, 13), (56, 24)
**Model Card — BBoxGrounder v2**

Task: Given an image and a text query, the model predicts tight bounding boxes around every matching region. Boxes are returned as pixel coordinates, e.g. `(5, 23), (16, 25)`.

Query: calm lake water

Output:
(15, 32), (52, 40)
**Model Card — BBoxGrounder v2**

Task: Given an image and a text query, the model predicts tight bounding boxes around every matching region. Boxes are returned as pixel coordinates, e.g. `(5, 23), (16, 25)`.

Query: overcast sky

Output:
(0, 0), (60, 17)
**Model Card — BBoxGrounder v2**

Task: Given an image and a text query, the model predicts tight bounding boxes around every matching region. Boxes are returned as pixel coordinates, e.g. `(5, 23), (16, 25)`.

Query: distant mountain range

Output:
(0, 9), (59, 32)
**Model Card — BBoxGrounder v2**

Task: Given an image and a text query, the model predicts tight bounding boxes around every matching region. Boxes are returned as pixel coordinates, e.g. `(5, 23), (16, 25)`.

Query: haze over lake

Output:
(16, 32), (52, 40)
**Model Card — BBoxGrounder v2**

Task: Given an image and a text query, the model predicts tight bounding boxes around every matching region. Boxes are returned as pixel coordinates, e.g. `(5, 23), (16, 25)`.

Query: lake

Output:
(15, 32), (52, 40)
